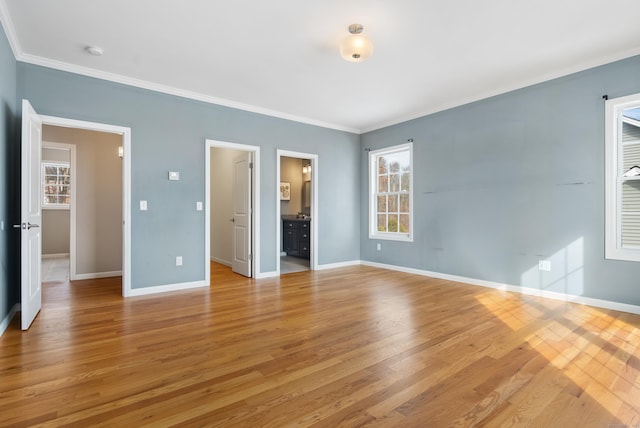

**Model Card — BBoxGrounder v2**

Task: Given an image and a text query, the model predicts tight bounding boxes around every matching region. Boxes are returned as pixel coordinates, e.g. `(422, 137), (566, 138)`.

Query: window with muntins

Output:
(42, 162), (71, 208)
(605, 93), (640, 261)
(369, 143), (413, 242)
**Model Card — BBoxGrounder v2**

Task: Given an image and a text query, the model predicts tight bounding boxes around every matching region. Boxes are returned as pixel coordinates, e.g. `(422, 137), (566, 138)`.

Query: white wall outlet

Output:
(168, 171), (180, 181)
(538, 260), (551, 271)
(176, 256), (183, 266)
(376, 243), (381, 251)
(140, 200), (148, 211)
(196, 201), (203, 211)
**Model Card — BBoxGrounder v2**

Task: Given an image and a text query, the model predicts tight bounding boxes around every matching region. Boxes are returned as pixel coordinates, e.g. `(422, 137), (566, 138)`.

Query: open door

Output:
(232, 152), (252, 277)
(18, 100), (43, 330)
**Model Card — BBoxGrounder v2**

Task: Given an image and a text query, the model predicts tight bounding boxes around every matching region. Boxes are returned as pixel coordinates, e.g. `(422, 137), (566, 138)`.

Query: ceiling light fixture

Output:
(85, 46), (104, 56)
(340, 24), (373, 63)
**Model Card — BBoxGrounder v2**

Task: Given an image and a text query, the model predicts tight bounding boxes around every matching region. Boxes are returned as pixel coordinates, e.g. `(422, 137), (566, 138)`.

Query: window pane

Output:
(399, 214), (410, 233)
(378, 175), (388, 193)
(377, 195), (387, 213)
(390, 173), (400, 192)
(388, 214), (398, 232)
(378, 157), (388, 174)
(44, 166), (57, 175)
(401, 172), (410, 191)
(388, 194), (398, 212)
(61, 195), (71, 205)
(400, 194), (410, 212)
(377, 214), (387, 232)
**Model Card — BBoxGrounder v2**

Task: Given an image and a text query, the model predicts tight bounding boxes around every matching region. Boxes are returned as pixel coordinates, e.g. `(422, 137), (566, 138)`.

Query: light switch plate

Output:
(196, 201), (203, 211)
(169, 171), (180, 181)
(140, 200), (148, 211)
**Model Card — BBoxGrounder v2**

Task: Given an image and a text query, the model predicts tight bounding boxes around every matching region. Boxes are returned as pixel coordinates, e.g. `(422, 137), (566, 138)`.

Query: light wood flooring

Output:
(1, 263), (639, 426)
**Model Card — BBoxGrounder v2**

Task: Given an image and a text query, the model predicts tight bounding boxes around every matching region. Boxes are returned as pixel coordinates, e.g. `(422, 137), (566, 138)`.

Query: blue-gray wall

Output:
(0, 24), (17, 325)
(16, 64), (360, 289)
(361, 55), (640, 306)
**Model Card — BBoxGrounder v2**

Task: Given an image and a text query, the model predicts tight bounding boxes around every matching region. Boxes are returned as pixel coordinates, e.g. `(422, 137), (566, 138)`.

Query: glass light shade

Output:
(340, 34), (373, 62)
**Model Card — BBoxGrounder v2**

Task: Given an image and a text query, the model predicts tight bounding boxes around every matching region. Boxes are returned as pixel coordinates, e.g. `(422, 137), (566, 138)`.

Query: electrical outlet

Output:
(376, 243), (381, 251)
(176, 256), (183, 266)
(538, 260), (551, 271)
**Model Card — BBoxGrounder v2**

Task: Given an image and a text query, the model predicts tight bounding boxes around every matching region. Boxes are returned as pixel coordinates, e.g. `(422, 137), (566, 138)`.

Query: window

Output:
(605, 93), (640, 261)
(42, 162), (71, 209)
(369, 143), (413, 241)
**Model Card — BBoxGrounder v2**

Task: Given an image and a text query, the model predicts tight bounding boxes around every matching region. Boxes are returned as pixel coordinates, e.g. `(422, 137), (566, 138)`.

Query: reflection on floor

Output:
(280, 255), (309, 274)
(42, 255), (70, 282)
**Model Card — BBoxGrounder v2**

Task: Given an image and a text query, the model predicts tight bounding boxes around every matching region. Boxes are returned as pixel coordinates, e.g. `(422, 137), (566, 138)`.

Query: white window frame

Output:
(605, 92), (640, 261)
(369, 142), (413, 242)
(42, 161), (71, 210)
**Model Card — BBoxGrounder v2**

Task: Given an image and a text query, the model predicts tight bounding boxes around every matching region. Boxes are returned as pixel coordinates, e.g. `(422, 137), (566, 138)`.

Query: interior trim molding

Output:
(361, 260), (640, 316)
(42, 253), (69, 259)
(316, 260), (361, 270)
(127, 280), (207, 297)
(15, 50), (360, 134)
(74, 271), (123, 281)
(0, 304), (19, 337)
(255, 271), (278, 279)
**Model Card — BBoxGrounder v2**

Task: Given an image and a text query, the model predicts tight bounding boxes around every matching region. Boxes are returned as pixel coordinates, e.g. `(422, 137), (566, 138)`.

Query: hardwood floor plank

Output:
(1, 263), (639, 426)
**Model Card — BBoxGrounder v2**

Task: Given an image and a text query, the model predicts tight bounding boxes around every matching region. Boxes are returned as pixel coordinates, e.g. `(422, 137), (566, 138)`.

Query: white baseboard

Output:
(128, 280), (207, 297)
(0, 304), (20, 337)
(361, 260), (640, 316)
(316, 260), (361, 270)
(211, 257), (232, 267)
(42, 253), (69, 259)
(256, 271), (278, 279)
(73, 270), (122, 280)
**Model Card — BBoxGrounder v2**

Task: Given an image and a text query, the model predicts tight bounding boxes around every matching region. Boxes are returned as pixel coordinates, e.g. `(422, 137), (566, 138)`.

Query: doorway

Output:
(40, 115), (131, 295)
(205, 140), (260, 284)
(276, 150), (318, 275)
(41, 125), (124, 283)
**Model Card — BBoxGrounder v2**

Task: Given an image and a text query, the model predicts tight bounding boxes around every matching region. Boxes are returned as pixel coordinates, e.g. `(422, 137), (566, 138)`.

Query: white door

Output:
(19, 100), (43, 330)
(232, 152), (252, 277)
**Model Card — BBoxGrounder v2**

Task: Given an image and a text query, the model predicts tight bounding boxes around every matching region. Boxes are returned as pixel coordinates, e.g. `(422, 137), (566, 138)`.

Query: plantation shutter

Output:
(621, 121), (640, 248)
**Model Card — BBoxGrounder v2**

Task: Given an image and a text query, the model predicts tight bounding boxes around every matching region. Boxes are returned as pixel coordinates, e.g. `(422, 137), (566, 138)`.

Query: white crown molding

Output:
(16, 52), (362, 134)
(0, 0), (21, 58)
(362, 47), (640, 134)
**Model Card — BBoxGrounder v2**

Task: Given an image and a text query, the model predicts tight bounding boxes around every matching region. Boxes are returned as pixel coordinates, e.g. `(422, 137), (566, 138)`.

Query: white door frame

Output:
(276, 150), (319, 274)
(40, 115), (132, 296)
(205, 139), (260, 284)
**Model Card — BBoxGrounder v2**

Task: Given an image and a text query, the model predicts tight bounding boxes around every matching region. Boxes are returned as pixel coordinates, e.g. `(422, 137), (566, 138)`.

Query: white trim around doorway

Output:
(40, 115), (132, 297)
(205, 139), (262, 284)
(276, 150), (319, 275)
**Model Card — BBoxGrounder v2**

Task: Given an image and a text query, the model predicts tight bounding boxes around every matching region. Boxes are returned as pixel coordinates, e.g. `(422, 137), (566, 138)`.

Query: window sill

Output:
(369, 233), (413, 243)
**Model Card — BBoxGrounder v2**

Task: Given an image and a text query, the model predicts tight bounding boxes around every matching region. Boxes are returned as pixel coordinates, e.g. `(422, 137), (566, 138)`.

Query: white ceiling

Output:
(2, 0), (640, 134)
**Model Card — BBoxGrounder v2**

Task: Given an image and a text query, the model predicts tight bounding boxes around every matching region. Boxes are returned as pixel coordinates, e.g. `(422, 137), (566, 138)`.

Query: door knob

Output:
(229, 218), (235, 223)
(14, 222), (39, 230)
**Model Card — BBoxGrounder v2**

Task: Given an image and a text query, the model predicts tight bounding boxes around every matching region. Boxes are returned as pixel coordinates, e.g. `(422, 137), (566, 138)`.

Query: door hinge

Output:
(249, 162), (253, 169)
(249, 254), (253, 261)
